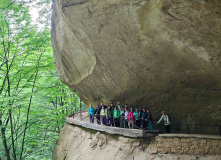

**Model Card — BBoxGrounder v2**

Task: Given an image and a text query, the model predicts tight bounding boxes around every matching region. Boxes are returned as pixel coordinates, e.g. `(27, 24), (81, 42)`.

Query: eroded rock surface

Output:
(51, 0), (221, 129)
(52, 124), (221, 160)
(52, 124), (156, 160)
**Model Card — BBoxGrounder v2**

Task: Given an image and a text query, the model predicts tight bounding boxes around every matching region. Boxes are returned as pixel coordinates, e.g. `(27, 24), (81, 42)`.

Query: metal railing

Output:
(66, 102), (221, 136)
(65, 99), (87, 119)
(155, 123), (221, 136)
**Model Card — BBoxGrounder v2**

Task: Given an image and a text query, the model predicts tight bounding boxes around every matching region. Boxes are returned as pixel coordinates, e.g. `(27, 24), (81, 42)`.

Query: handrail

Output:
(155, 123), (221, 136)
(68, 111), (221, 136)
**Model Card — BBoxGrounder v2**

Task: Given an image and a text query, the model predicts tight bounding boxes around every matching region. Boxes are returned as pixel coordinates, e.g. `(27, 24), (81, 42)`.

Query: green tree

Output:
(0, 0), (84, 159)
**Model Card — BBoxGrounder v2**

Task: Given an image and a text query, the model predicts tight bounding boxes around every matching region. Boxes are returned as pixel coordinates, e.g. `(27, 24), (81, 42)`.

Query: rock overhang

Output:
(51, 0), (221, 131)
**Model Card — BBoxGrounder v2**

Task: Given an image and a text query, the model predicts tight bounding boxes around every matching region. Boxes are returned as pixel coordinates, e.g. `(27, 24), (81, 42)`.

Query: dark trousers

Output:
(135, 120), (141, 129)
(114, 118), (120, 127)
(142, 119), (147, 130)
(166, 125), (171, 133)
(124, 119), (129, 128)
(90, 114), (94, 123)
(100, 115), (106, 125)
(120, 116), (125, 128)
(111, 118), (114, 126)
(96, 115), (100, 124)
(106, 118), (113, 126)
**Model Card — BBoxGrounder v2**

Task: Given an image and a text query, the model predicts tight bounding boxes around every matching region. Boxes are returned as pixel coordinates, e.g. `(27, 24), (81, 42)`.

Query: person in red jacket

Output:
(128, 108), (135, 129)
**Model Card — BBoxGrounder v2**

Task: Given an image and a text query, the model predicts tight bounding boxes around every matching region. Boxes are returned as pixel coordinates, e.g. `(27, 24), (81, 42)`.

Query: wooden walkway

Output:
(66, 112), (158, 138)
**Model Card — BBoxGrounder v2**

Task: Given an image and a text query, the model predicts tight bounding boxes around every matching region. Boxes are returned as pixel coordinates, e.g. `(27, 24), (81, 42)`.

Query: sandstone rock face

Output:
(51, 0), (221, 130)
(52, 124), (221, 160)
(52, 124), (156, 160)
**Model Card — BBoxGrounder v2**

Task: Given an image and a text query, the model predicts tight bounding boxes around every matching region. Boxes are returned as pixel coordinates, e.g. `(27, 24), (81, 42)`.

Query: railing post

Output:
(73, 111), (74, 119)
(66, 107), (68, 117)
(220, 125), (221, 136)
(187, 124), (189, 134)
(141, 136), (144, 151)
(90, 128), (92, 139)
(105, 132), (107, 144)
(80, 99), (82, 121)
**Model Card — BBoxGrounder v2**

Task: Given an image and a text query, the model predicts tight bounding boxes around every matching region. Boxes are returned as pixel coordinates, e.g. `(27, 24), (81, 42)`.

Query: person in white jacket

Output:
(124, 107), (129, 128)
(157, 111), (171, 133)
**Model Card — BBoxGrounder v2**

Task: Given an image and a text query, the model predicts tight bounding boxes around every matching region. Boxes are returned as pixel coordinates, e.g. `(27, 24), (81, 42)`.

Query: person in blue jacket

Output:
(88, 104), (95, 123)
(141, 108), (148, 130)
(94, 105), (100, 124)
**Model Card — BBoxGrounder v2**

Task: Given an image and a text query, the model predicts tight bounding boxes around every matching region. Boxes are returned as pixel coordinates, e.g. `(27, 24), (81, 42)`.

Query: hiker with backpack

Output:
(105, 106), (113, 126)
(141, 108), (147, 130)
(124, 107), (129, 128)
(157, 111), (171, 133)
(88, 104), (95, 123)
(95, 105), (101, 124)
(134, 108), (141, 129)
(128, 108), (135, 129)
(110, 102), (116, 126)
(147, 109), (153, 130)
(113, 106), (120, 127)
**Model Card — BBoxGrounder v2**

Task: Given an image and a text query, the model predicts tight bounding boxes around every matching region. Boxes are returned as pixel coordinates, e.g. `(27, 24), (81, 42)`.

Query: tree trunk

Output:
(0, 118), (11, 160)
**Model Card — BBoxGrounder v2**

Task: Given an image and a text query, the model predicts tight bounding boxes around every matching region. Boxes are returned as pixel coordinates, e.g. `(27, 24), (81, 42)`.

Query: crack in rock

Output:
(62, 0), (88, 7)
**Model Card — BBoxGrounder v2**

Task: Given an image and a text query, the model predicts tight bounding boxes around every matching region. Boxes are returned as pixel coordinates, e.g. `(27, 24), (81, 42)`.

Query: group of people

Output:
(88, 102), (171, 133)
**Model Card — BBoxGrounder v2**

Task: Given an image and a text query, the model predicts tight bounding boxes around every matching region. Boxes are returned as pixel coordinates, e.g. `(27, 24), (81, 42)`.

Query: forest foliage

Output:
(0, 0), (85, 159)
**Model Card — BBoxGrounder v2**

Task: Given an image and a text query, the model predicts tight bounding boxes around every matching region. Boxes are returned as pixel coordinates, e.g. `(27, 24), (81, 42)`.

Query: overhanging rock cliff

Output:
(51, 0), (221, 128)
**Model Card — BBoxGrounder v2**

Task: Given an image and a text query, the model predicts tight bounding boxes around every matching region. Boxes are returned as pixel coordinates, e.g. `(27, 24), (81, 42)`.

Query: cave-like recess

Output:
(51, 0), (221, 134)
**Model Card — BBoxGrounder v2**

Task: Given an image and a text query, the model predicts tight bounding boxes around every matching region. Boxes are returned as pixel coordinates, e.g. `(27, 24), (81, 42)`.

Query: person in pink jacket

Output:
(128, 108), (135, 129)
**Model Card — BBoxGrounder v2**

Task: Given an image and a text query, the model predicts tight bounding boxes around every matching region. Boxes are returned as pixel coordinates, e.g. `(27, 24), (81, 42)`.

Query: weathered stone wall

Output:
(52, 124), (221, 160)
(156, 135), (221, 155)
(65, 116), (221, 156)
